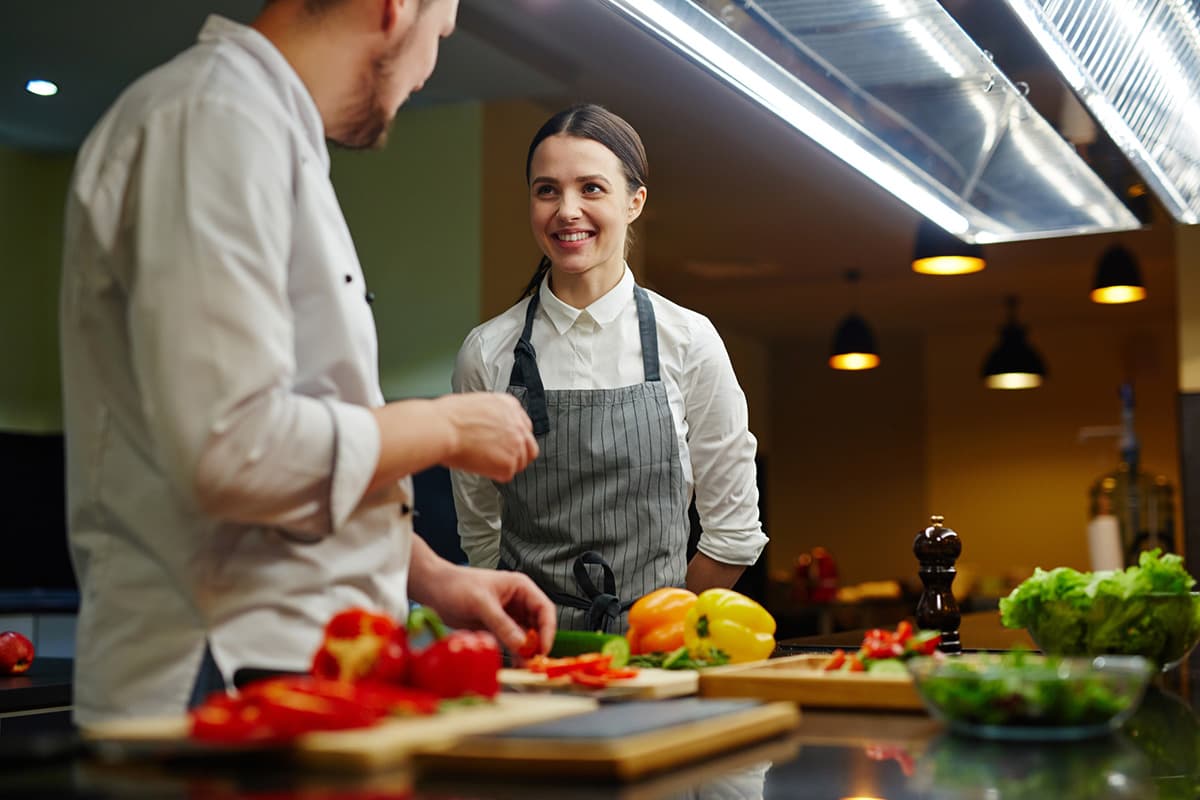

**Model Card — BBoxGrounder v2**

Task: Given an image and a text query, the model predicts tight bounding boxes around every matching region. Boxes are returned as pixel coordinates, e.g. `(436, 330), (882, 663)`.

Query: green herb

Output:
(628, 647), (730, 670)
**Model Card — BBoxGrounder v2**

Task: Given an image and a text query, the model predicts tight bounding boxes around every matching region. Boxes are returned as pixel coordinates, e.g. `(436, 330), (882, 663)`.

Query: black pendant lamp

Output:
(981, 296), (1046, 390)
(829, 270), (880, 371)
(912, 218), (985, 275)
(1091, 244), (1146, 304)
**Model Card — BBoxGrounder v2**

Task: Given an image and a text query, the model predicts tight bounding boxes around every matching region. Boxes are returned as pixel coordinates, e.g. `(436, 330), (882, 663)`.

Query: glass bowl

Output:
(907, 652), (1153, 741)
(1023, 592), (1200, 671)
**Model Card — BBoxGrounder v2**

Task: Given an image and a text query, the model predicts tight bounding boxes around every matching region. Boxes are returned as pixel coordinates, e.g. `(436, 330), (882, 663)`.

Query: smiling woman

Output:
(450, 104), (768, 635)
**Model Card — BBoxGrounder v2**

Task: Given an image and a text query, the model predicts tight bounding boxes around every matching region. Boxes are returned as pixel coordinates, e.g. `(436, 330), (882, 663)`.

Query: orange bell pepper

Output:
(626, 587), (697, 655)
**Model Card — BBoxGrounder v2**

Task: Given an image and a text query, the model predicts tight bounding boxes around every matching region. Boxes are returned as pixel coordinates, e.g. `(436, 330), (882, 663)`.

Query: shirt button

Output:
(344, 274), (353, 284)
(365, 291), (376, 304)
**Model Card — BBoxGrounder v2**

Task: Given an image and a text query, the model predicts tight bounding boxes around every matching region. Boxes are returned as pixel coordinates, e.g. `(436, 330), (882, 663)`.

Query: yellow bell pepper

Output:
(684, 589), (776, 663)
(626, 587), (697, 655)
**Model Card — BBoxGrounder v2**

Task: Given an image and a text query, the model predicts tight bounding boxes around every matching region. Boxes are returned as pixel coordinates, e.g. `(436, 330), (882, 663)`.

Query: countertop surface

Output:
(0, 657), (71, 713)
(2, 613), (1196, 799)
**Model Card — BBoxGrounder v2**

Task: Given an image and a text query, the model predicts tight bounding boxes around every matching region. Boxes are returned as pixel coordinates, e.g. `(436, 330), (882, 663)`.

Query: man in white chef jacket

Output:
(59, 0), (551, 724)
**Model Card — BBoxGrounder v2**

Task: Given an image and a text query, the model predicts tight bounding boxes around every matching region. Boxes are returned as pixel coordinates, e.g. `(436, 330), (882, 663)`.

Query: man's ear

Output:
(627, 186), (648, 224)
(380, 0), (417, 36)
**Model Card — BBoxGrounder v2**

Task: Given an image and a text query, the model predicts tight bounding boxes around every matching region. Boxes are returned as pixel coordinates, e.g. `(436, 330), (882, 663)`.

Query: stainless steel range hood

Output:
(598, 0), (1142, 243)
(1002, 0), (1200, 225)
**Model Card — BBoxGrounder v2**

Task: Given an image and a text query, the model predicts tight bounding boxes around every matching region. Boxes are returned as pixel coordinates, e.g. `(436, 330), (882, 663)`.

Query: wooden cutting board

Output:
(81, 693), (598, 773)
(499, 666), (698, 699)
(415, 697), (800, 781)
(698, 654), (924, 711)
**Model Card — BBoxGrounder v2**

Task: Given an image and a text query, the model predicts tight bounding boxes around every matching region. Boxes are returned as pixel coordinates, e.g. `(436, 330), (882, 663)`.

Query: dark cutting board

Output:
(413, 697), (800, 781)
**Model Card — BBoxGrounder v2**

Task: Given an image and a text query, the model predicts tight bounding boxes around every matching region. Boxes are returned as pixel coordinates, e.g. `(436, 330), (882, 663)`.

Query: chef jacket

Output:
(451, 267), (767, 570)
(60, 15), (411, 724)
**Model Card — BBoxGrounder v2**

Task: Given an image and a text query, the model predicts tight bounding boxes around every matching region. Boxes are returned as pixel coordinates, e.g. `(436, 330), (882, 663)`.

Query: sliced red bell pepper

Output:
(310, 608), (398, 682)
(518, 628), (541, 660)
(822, 649), (847, 671)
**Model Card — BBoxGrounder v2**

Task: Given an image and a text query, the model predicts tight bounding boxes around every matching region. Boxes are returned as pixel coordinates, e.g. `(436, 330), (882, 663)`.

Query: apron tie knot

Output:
(587, 593), (623, 633)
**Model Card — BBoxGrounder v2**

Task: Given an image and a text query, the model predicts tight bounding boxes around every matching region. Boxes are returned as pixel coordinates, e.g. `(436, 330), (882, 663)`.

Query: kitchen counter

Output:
(0, 657), (72, 714)
(2, 613), (1197, 799)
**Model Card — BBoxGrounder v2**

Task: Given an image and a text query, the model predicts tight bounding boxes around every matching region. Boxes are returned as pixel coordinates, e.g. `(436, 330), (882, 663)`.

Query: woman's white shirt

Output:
(451, 268), (767, 570)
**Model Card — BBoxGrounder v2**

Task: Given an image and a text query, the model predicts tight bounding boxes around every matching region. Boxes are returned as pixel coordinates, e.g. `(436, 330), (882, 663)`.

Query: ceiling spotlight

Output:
(25, 79), (58, 97)
(829, 270), (880, 371)
(982, 296), (1046, 390)
(1091, 244), (1146, 304)
(912, 218), (985, 275)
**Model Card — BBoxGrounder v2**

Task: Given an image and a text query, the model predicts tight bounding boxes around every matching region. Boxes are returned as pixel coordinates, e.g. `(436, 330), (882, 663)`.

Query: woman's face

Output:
(528, 134), (646, 283)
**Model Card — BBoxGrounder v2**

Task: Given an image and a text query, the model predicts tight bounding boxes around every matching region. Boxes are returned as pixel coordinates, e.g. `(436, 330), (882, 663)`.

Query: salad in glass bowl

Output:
(907, 650), (1152, 740)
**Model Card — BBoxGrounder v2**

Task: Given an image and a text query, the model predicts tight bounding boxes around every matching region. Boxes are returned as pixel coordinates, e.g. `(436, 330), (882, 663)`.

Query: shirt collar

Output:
(198, 15), (329, 172)
(539, 267), (635, 334)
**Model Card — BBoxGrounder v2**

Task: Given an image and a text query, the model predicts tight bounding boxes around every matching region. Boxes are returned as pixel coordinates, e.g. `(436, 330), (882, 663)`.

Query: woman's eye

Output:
(535, 185), (556, 197)
(583, 183), (604, 195)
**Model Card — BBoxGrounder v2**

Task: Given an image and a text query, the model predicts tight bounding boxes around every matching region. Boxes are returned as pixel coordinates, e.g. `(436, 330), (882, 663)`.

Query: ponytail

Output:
(519, 256), (552, 301)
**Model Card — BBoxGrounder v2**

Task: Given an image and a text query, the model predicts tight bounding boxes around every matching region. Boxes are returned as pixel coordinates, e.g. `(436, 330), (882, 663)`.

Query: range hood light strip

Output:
(605, 0), (970, 234)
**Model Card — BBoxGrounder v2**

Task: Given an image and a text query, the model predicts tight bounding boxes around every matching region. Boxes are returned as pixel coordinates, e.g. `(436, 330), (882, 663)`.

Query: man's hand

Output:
(409, 538), (555, 656)
(436, 393), (538, 482)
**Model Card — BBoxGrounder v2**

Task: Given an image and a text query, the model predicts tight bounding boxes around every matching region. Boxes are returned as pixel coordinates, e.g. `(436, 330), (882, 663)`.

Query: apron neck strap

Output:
(508, 289), (550, 436)
(507, 282), (662, 439)
(633, 285), (661, 382)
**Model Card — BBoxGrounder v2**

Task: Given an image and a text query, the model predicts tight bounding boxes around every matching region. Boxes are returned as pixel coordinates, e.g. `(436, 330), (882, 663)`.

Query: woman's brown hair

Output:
(519, 104), (649, 300)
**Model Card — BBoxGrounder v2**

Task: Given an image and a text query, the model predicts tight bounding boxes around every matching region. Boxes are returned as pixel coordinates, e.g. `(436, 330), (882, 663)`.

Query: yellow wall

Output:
(1179, 225), (1200, 393)
(926, 317), (1180, 581)
(767, 332), (928, 585)
(480, 101), (548, 321)
(766, 313), (1180, 588)
(0, 147), (74, 431)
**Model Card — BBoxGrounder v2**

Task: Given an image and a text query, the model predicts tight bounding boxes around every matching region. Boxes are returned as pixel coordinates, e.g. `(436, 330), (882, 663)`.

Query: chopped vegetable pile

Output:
(525, 652), (640, 688)
(821, 620), (941, 674)
(999, 550), (1200, 667)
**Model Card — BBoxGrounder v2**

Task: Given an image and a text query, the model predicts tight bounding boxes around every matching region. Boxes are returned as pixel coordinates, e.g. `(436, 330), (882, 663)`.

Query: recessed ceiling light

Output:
(25, 79), (58, 97)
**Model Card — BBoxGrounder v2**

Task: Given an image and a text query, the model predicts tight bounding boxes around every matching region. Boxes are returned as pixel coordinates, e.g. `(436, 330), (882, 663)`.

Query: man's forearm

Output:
(686, 551), (746, 593)
(367, 399), (457, 495)
(407, 535), (457, 609)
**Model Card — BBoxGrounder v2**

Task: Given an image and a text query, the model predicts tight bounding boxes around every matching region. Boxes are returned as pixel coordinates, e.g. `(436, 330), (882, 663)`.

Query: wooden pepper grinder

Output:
(913, 514), (962, 654)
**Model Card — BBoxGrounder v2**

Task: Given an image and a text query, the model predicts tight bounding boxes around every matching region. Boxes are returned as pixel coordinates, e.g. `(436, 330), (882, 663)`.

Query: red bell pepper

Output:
(309, 608), (397, 682)
(407, 607), (501, 700)
(365, 626), (411, 685)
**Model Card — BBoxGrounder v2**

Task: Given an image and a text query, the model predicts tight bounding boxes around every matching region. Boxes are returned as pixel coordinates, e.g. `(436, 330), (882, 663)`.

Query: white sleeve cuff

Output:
(696, 528), (769, 567)
(324, 400), (381, 532)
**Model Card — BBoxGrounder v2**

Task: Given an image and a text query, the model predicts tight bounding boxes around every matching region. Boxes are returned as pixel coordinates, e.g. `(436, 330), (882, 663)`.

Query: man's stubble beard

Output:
(331, 46), (404, 151)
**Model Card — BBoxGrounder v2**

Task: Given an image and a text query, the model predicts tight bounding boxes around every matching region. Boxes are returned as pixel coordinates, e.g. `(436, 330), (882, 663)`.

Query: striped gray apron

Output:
(497, 285), (689, 633)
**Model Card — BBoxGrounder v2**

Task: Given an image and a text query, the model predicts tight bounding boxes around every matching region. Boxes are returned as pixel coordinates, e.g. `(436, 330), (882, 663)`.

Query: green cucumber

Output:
(549, 631), (631, 667)
(865, 658), (909, 675)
